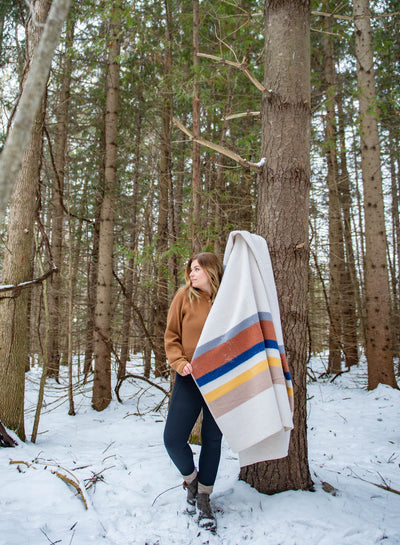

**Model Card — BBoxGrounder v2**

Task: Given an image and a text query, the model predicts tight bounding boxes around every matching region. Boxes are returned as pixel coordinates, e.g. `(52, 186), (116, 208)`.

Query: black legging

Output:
(163, 373), (222, 487)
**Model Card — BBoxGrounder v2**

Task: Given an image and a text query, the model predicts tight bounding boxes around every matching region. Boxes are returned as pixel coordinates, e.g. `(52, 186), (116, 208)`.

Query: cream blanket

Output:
(191, 231), (294, 467)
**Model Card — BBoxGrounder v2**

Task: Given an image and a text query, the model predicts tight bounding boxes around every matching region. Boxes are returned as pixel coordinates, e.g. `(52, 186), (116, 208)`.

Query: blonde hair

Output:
(184, 252), (223, 303)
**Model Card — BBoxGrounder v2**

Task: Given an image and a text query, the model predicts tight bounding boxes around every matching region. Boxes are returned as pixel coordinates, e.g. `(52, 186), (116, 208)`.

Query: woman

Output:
(163, 252), (223, 530)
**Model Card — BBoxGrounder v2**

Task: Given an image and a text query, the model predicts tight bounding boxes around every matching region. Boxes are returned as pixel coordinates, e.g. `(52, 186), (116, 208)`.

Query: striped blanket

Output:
(191, 231), (294, 467)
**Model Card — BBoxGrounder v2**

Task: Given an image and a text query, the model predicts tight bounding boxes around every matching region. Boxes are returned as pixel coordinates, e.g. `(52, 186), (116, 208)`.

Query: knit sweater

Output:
(164, 287), (212, 375)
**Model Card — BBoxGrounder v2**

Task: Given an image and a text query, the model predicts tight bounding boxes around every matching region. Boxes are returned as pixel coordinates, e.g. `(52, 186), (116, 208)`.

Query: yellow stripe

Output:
(268, 356), (282, 367)
(287, 387), (294, 397)
(204, 360), (268, 403)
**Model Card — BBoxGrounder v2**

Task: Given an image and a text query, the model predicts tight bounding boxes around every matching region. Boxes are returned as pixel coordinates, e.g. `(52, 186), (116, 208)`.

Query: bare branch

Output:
(172, 117), (262, 170)
(115, 374), (169, 403)
(224, 111), (260, 121)
(197, 52), (267, 93)
(0, 265), (58, 298)
(311, 9), (400, 22)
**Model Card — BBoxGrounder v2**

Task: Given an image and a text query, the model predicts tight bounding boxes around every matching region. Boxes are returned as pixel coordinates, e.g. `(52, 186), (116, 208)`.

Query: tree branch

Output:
(115, 374), (169, 403)
(173, 117), (263, 170)
(197, 52), (267, 94)
(0, 265), (58, 298)
(224, 111), (260, 121)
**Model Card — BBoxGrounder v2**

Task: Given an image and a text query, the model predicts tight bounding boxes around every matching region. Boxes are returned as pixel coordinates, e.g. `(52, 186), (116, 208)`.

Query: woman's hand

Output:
(181, 362), (193, 376)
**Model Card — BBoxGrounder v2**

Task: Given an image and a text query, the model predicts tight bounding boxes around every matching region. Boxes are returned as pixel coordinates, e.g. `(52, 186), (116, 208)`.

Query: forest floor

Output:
(1, 357), (399, 545)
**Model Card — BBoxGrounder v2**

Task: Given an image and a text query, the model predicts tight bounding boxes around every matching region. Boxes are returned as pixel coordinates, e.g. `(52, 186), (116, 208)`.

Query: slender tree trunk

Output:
(388, 133), (400, 357)
(351, 123), (367, 348)
(336, 87), (359, 367)
(241, 0), (313, 493)
(143, 202), (154, 378)
(154, 0), (172, 378)
(0, 0), (51, 441)
(83, 180), (102, 381)
(92, 2), (121, 410)
(353, 0), (397, 389)
(213, 69), (233, 257)
(31, 231), (51, 443)
(66, 176), (75, 416)
(191, 0), (201, 253)
(119, 99), (142, 378)
(323, 23), (342, 374)
(47, 17), (74, 380)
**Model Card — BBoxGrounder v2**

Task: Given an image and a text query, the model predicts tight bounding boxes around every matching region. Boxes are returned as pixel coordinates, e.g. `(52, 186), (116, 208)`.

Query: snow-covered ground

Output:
(1, 358), (399, 545)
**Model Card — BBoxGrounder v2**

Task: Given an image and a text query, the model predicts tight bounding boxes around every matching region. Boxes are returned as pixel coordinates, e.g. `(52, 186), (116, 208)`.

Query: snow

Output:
(1, 358), (399, 545)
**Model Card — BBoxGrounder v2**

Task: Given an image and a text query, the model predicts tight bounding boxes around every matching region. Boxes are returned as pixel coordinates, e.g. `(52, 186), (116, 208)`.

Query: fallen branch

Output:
(151, 483), (182, 507)
(10, 459), (89, 509)
(115, 373), (169, 403)
(349, 469), (400, 496)
(173, 117), (263, 170)
(52, 470), (88, 509)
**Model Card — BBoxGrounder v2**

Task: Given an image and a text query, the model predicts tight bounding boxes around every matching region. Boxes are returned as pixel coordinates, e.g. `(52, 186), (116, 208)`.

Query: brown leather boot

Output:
(183, 474), (198, 514)
(197, 493), (217, 532)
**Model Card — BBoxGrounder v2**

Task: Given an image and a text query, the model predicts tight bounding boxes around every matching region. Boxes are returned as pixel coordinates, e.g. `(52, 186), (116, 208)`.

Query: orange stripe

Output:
(192, 322), (264, 379)
(192, 320), (279, 379)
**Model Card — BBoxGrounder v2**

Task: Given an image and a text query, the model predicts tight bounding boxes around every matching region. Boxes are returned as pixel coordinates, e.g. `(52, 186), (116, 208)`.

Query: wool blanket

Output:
(191, 231), (294, 467)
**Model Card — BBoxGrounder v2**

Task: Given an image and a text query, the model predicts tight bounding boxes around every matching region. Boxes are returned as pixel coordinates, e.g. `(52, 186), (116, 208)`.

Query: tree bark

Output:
(191, 0), (201, 253)
(119, 96), (142, 378)
(47, 17), (74, 380)
(336, 86), (359, 368)
(0, 0), (71, 219)
(323, 22), (342, 375)
(92, 2), (121, 410)
(154, 0), (172, 378)
(240, 0), (313, 493)
(0, 0), (51, 441)
(389, 133), (400, 357)
(353, 0), (397, 389)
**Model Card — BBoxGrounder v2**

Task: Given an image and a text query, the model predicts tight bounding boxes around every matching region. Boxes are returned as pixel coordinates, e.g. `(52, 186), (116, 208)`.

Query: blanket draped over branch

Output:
(191, 231), (294, 467)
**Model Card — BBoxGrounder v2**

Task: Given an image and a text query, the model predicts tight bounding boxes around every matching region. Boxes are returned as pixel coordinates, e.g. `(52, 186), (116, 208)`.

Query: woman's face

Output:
(189, 259), (211, 294)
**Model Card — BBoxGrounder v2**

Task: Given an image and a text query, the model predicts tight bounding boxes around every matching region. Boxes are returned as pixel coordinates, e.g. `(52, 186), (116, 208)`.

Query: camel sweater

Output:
(164, 288), (212, 375)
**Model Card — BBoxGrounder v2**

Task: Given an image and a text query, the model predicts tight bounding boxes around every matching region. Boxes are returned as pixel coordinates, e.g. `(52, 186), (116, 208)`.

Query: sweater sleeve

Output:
(164, 289), (189, 375)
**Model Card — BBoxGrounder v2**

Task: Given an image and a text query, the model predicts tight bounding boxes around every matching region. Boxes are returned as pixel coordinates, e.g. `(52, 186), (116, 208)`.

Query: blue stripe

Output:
(196, 341), (266, 387)
(196, 337), (282, 388)
(284, 371), (292, 381)
(265, 338), (279, 351)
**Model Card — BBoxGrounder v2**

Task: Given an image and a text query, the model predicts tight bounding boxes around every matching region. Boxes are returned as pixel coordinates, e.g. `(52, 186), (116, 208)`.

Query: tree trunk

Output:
(92, 2), (121, 410)
(191, 0), (201, 253)
(388, 132), (399, 358)
(0, 0), (71, 218)
(323, 23), (342, 375)
(47, 17), (74, 380)
(353, 0), (397, 389)
(0, 0), (51, 441)
(119, 98), (142, 378)
(240, 0), (313, 493)
(154, 0), (172, 378)
(336, 86), (359, 368)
